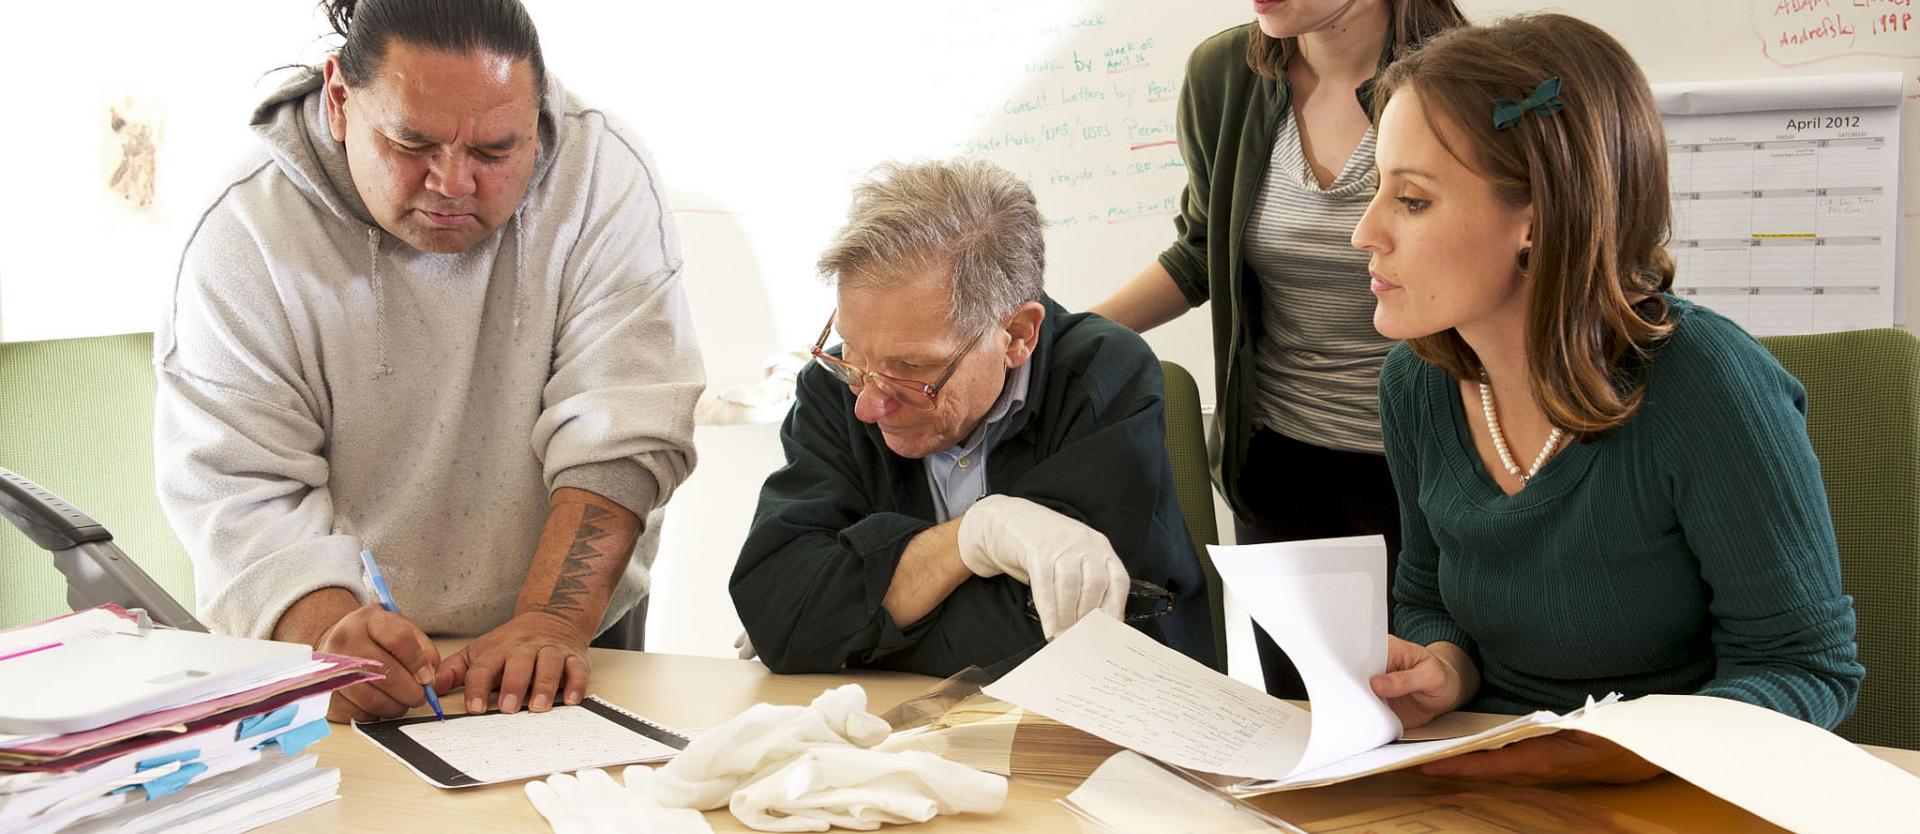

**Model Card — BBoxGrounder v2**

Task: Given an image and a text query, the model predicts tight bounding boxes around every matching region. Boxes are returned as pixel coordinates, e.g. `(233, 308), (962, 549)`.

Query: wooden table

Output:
(269, 648), (1920, 833)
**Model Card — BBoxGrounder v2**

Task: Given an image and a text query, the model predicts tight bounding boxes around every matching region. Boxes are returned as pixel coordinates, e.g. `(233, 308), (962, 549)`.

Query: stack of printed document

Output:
(0, 606), (379, 833)
(986, 536), (1920, 833)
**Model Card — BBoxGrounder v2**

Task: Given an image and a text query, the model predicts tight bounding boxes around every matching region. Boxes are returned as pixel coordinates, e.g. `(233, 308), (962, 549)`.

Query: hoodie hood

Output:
(247, 64), (566, 231)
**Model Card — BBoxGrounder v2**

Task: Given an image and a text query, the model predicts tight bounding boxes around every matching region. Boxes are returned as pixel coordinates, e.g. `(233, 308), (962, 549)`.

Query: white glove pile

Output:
(958, 494), (1130, 638)
(527, 685), (1006, 833)
(525, 765), (712, 834)
(655, 684), (1006, 832)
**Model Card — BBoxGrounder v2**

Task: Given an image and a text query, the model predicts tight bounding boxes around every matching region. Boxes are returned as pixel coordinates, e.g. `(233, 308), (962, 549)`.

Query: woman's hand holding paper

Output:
(1369, 636), (1478, 729)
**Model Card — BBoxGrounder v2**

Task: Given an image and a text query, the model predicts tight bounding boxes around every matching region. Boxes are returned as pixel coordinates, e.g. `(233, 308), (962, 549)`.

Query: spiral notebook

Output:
(354, 696), (688, 789)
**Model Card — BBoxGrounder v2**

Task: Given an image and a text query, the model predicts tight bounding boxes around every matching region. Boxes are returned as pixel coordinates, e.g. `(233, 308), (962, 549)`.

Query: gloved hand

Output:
(957, 495), (1130, 638)
(525, 766), (713, 834)
(735, 631), (758, 660)
(652, 684), (891, 811)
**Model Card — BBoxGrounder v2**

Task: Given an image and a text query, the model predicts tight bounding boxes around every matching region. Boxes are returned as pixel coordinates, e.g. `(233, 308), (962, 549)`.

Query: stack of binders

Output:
(0, 606), (379, 833)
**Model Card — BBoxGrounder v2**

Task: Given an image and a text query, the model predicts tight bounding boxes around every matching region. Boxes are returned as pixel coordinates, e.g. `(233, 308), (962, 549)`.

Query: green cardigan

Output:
(1380, 297), (1864, 728)
(732, 297), (1215, 676)
(1157, 23), (1390, 518)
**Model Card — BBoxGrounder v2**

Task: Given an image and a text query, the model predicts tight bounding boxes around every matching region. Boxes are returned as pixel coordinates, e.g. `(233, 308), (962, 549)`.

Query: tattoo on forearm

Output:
(542, 505), (619, 615)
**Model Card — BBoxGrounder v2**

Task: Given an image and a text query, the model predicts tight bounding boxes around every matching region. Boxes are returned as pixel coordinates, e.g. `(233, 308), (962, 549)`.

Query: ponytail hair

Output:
(319, 0), (546, 95)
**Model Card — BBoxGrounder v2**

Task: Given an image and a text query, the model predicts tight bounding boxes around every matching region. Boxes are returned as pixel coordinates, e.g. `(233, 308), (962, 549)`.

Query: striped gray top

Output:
(1243, 108), (1393, 455)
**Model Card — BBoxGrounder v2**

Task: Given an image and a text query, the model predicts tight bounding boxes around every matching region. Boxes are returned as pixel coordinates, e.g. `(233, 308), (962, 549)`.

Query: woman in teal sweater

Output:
(1354, 15), (1863, 784)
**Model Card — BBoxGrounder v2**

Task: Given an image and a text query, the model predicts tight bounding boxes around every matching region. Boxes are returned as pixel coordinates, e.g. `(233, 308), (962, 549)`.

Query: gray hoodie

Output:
(156, 68), (702, 639)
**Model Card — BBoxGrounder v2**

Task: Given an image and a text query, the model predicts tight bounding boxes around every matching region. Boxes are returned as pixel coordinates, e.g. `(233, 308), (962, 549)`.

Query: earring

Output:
(1517, 247), (1531, 272)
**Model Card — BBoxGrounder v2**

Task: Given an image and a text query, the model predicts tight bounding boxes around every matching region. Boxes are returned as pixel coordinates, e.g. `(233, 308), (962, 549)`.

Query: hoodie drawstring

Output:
(512, 210), (528, 333)
(367, 228), (393, 379)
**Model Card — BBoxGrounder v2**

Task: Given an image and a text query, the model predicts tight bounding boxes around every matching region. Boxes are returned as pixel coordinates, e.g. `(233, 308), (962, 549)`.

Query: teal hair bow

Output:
(1492, 76), (1565, 131)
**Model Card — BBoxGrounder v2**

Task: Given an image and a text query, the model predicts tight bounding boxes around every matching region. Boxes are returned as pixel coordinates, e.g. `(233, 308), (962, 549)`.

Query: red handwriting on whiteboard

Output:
(1758, 0), (1920, 67)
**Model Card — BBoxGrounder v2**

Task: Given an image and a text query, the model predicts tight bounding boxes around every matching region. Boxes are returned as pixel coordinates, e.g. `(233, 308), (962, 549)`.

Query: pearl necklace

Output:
(1477, 370), (1563, 486)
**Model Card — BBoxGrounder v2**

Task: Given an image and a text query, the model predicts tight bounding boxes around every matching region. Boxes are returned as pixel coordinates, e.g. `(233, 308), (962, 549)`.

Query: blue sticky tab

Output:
(135, 749), (200, 772)
(256, 719), (331, 757)
(140, 762), (208, 800)
(236, 705), (300, 741)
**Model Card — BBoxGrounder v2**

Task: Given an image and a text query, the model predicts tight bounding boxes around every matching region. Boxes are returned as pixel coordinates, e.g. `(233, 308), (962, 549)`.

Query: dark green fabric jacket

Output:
(1156, 24), (1388, 518)
(732, 297), (1215, 676)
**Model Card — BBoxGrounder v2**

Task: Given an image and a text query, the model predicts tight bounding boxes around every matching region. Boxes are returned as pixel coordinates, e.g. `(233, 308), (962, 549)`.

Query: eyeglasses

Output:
(810, 309), (987, 410)
(1024, 579), (1177, 626)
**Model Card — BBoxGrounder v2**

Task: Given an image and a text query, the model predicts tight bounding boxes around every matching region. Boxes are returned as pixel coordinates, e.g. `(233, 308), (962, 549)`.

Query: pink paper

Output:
(1, 666), (377, 772)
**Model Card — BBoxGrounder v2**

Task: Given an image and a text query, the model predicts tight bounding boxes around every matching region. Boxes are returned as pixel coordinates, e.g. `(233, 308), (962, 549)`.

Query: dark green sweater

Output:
(1380, 298), (1863, 728)
(732, 297), (1215, 676)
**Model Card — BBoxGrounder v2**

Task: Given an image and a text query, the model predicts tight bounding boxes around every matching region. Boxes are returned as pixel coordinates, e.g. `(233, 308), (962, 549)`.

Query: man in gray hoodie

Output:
(155, 0), (701, 723)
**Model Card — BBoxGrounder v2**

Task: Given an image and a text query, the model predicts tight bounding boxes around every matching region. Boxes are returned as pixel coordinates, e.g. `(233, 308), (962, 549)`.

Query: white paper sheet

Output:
(1654, 72), (1904, 335)
(1060, 751), (1308, 833)
(0, 610), (133, 658)
(984, 569), (1614, 790)
(1654, 71), (1904, 116)
(1565, 695), (1920, 833)
(1206, 536), (1400, 775)
(984, 613), (1313, 780)
(61, 755), (337, 834)
(1238, 699), (1615, 793)
(375, 697), (682, 786)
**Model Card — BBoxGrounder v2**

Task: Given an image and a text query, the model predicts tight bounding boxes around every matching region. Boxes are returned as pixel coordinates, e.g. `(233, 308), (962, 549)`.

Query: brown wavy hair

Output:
(1246, 0), (1467, 78)
(1371, 14), (1676, 436)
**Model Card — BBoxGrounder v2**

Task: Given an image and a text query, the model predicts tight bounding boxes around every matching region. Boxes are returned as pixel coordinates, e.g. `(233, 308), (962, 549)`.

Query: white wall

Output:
(0, 2), (335, 342)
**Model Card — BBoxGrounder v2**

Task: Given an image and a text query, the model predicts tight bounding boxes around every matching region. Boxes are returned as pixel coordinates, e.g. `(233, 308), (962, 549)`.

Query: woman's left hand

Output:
(1419, 731), (1665, 785)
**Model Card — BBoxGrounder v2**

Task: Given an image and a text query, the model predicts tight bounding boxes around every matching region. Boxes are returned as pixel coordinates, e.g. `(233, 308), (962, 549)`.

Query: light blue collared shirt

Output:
(924, 359), (1034, 522)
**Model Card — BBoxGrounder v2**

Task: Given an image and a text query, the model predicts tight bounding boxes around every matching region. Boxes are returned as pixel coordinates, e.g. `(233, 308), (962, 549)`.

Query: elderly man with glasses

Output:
(732, 158), (1216, 677)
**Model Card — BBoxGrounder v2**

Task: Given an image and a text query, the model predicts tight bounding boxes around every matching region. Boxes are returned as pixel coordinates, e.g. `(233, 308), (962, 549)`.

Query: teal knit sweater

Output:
(1379, 297), (1863, 728)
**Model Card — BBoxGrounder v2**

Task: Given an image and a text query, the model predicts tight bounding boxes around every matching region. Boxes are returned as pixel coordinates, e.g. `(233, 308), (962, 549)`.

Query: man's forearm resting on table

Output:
(880, 520), (971, 628)
(516, 486), (643, 639)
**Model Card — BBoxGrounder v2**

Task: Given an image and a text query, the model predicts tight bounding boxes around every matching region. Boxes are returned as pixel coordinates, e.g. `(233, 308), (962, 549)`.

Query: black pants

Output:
(1234, 428), (1402, 700)
(589, 597), (648, 651)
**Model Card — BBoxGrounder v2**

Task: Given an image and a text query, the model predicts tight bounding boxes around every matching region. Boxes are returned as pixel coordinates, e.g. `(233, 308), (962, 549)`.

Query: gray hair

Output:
(817, 158), (1046, 335)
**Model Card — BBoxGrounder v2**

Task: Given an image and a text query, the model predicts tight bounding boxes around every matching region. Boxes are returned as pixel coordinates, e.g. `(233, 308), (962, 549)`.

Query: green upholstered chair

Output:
(1759, 328), (1920, 750)
(0, 333), (192, 629)
(1161, 360), (1226, 672)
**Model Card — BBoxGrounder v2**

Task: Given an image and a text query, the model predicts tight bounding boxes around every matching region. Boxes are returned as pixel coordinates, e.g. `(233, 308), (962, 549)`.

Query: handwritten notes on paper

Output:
(364, 697), (684, 788)
(985, 539), (1594, 789)
(1757, 0), (1920, 68)
(986, 613), (1314, 780)
(398, 708), (653, 783)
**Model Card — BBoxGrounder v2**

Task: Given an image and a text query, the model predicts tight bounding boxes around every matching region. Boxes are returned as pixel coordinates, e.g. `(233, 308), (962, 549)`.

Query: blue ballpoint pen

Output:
(359, 548), (447, 720)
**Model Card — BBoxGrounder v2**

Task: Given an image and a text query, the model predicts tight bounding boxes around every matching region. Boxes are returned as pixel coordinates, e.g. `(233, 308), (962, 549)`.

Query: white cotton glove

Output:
(652, 684), (891, 811)
(728, 747), (1008, 832)
(957, 494), (1130, 639)
(525, 766), (713, 834)
(735, 631), (758, 660)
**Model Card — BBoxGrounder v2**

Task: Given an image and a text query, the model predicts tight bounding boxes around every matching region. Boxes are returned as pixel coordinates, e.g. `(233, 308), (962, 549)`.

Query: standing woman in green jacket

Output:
(1092, 0), (1465, 698)
(1360, 15), (1861, 783)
